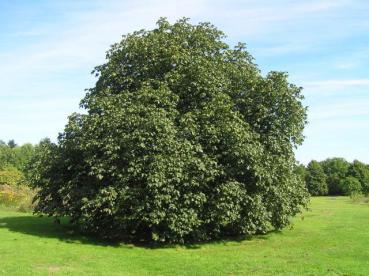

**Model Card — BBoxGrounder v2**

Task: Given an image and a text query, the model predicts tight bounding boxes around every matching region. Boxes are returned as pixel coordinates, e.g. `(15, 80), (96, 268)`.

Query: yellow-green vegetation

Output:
(0, 167), (25, 186)
(0, 142), (36, 212)
(0, 167), (35, 212)
(0, 168), (35, 212)
(0, 184), (35, 212)
(0, 197), (368, 275)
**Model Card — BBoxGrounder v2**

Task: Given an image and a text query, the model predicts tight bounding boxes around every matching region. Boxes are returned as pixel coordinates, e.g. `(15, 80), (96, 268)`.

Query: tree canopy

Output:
(0, 141), (35, 172)
(340, 176), (362, 196)
(305, 160), (328, 196)
(320, 158), (350, 195)
(348, 160), (369, 195)
(30, 18), (308, 243)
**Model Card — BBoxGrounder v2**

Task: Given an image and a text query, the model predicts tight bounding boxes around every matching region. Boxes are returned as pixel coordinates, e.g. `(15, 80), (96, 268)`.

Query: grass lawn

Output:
(0, 197), (368, 275)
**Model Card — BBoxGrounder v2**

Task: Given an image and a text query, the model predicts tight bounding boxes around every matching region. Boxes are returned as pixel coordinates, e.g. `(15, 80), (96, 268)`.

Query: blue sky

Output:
(1, 0), (368, 164)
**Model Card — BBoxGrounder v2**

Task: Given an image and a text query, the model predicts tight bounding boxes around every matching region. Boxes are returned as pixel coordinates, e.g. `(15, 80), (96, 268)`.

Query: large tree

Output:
(30, 18), (308, 243)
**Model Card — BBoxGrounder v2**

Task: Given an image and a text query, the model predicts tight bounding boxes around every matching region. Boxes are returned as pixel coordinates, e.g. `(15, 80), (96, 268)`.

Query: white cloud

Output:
(333, 48), (369, 70)
(302, 79), (369, 93)
(309, 100), (369, 120)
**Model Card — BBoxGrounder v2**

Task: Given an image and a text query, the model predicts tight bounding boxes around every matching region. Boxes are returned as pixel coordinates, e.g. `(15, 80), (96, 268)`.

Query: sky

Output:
(0, 0), (368, 164)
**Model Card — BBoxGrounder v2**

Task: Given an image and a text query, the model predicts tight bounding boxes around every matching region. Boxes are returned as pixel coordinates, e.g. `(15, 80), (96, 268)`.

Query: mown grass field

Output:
(0, 197), (368, 275)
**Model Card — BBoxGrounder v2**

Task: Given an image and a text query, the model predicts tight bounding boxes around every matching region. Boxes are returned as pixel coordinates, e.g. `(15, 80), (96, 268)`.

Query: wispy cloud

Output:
(1, 0), (206, 73)
(309, 100), (369, 120)
(0, 0), (207, 143)
(303, 79), (369, 91)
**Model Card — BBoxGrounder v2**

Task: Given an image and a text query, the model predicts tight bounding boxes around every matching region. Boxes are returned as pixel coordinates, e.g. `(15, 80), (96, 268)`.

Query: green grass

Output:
(1, 197), (368, 275)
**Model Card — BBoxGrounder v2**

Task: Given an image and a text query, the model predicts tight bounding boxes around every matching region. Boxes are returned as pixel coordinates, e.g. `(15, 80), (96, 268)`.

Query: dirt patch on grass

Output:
(33, 264), (68, 275)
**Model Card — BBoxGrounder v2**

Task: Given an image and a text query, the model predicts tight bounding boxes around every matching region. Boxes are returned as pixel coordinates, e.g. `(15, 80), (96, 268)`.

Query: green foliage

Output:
(339, 176), (362, 196)
(305, 161), (328, 195)
(320, 158), (350, 195)
(0, 166), (26, 186)
(294, 163), (306, 182)
(30, 18), (308, 243)
(348, 160), (369, 195)
(0, 142), (35, 173)
(7, 140), (17, 149)
(13, 143), (35, 173)
(0, 144), (36, 211)
(0, 144), (12, 169)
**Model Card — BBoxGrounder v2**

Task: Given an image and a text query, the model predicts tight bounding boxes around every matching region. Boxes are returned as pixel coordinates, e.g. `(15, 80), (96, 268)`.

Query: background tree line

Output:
(0, 139), (36, 185)
(296, 158), (369, 196)
(2, 138), (368, 198)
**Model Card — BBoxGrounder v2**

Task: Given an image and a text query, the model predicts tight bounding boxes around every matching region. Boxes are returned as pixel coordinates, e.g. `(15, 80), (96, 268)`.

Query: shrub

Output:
(0, 184), (35, 212)
(350, 193), (369, 204)
(0, 167), (26, 186)
(30, 18), (308, 243)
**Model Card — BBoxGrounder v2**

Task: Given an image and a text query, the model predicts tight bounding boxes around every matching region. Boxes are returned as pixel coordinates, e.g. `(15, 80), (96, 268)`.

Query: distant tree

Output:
(0, 144), (13, 169)
(30, 18), (308, 243)
(306, 160), (328, 195)
(13, 143), (35, 173)
(340, 176), (362, 195)
(27, 138), (54, 187)
(320, 158), (350, 195)
(7, 140), (17, 149)
(0, 141), (36, 174)
(294, 163), (306, 182)
(348, 160), (369, 195)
